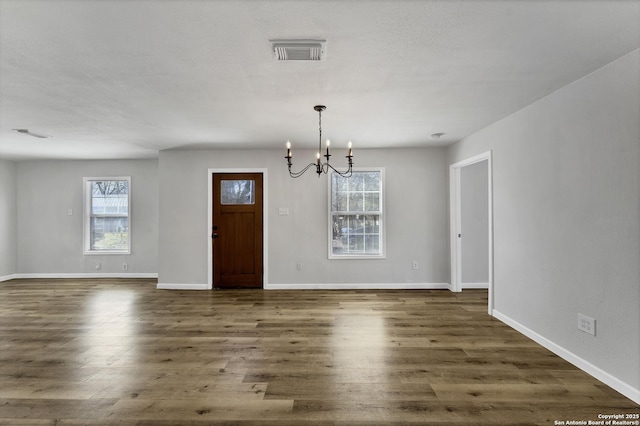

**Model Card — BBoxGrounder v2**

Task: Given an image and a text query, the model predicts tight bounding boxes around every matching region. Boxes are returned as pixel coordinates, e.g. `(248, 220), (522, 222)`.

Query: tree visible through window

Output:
(84, 177), (130, 254)
(220, 180), (255, 205)
(330, 169), (384, 258)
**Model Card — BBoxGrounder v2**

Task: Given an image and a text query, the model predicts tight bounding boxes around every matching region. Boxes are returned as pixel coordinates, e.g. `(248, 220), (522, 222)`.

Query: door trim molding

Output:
(208, 168), (268, 290)
(449, 151), (493, 314)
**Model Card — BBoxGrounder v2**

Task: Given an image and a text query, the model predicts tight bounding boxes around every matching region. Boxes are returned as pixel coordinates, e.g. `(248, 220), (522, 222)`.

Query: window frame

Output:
(83, 176), (131, 255)
(328, 167), (386, 260)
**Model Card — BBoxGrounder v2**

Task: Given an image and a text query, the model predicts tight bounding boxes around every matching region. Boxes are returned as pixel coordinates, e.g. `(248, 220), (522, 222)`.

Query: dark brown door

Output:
(212, 173), (263, 288)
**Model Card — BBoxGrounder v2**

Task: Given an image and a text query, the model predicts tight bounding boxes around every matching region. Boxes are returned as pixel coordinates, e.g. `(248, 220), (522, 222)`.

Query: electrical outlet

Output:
(412, 261), (419, 270)
(578, 313), (596, 336)
(122, 263), (128, 271)
(95, 263), (101, 270)
(296, 262), (303, 271)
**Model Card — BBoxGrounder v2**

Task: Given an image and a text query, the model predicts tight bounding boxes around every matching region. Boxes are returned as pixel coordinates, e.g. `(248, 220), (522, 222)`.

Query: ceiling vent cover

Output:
(270, 39), (326, 61)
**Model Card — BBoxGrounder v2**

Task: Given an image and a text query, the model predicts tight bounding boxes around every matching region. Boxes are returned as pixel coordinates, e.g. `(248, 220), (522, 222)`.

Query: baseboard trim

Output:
(264, 283), (451, 290)
(9, 273), (158, 280)
(460, 282), (489, 289)
(157, 283), (210, 290)
(493, 309), (640, 405)
(154, 282), (451, 291)
(0, 274), (18, 283)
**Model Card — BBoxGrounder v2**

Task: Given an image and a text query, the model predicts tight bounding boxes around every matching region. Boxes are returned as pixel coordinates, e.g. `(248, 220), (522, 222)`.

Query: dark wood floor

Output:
(0, 279), (637, 425)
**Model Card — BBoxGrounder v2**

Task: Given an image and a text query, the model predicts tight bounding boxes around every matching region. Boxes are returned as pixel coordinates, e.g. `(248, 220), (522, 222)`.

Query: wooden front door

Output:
(212, 173), (263, 288)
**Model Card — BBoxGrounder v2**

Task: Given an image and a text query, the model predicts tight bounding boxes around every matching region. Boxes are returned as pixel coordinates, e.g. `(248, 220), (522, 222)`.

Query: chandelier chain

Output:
(318, 108), (322, 156)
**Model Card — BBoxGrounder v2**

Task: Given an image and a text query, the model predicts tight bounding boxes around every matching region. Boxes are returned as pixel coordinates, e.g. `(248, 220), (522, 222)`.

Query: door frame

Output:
(449, 151), (493, 314)
(208, 168), (268, 290)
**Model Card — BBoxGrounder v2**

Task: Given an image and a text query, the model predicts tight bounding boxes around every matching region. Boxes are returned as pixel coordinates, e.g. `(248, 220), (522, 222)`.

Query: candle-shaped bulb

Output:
(316, 152), (321, 164)
(326, 139), (330, 147)
(285, 140), (292, 158)
(347, 141), (353, 156)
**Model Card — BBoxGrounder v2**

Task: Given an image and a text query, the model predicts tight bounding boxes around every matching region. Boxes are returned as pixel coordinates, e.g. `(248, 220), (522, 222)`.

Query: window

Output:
(329, 169), (385, 258)
(220, 179), (255, 205)
(84, 177), (131, 254)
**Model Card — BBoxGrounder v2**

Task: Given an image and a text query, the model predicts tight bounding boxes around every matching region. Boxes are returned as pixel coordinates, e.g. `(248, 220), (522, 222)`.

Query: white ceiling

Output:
(1, 0), (638, 161)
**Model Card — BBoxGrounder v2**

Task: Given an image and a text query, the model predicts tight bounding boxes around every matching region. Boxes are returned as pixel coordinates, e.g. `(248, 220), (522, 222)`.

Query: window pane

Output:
(364, 215), (380, 233)
(331, 215), (346, 254)
(90, 217), (129, 250)
(365, 235), (380, 253)
(364, 193), (379, 212)
(333, 191), (348, 212)
(343, 216), (358, 234)
(221, 180), (254, 205)
(350, 235), (364, 252)
(91, 180), (128, 215)
(348, 193), (363, 212)
(332, 174), (348, 192)
(349, 174), (364, 191)
(364, 172), (380, 191)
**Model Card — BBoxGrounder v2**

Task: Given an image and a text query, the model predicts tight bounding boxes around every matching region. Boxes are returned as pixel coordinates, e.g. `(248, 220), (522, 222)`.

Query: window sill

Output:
(329, 254), (386, 260)
(84, 250), (130, 255)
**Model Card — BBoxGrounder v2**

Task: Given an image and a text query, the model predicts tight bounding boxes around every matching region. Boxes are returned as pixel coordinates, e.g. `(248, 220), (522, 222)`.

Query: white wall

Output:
(448, 49), (640, 400)
(16, 159), (158, 276)
(158, 148), (449, 287)
(0, 159), (17, 280)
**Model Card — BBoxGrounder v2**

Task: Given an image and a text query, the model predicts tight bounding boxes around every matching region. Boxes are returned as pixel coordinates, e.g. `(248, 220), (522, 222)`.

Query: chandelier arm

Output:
(325, 161), (353, 178)
(288, 162), (317, 178)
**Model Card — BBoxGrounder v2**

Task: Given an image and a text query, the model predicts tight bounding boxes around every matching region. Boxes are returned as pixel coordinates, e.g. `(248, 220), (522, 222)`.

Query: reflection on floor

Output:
(0, 278), (636, 425)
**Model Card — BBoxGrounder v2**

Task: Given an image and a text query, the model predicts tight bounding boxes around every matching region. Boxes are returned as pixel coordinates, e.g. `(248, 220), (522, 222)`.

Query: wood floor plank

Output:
(0, 279), (637, 425)
(104, 398), (294, 421)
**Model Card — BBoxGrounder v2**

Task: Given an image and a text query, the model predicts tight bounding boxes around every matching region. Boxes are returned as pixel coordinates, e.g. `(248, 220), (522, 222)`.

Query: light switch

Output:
(67, 209), (73, 216)
(278, 207), (289, 216)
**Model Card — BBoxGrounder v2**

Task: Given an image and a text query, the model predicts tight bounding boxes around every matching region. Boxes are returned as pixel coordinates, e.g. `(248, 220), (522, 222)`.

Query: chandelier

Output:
(285, 105), (353, 178)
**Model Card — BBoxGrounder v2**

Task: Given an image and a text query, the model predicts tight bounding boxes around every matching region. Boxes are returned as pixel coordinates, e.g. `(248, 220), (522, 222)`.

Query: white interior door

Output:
(460, 161), (489, 288)
(450, 152), (493, 314)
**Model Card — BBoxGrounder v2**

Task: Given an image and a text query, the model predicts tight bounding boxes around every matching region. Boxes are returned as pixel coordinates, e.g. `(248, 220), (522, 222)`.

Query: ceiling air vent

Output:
(13, 128), (49, 138)
(270, 39), (326, 61)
